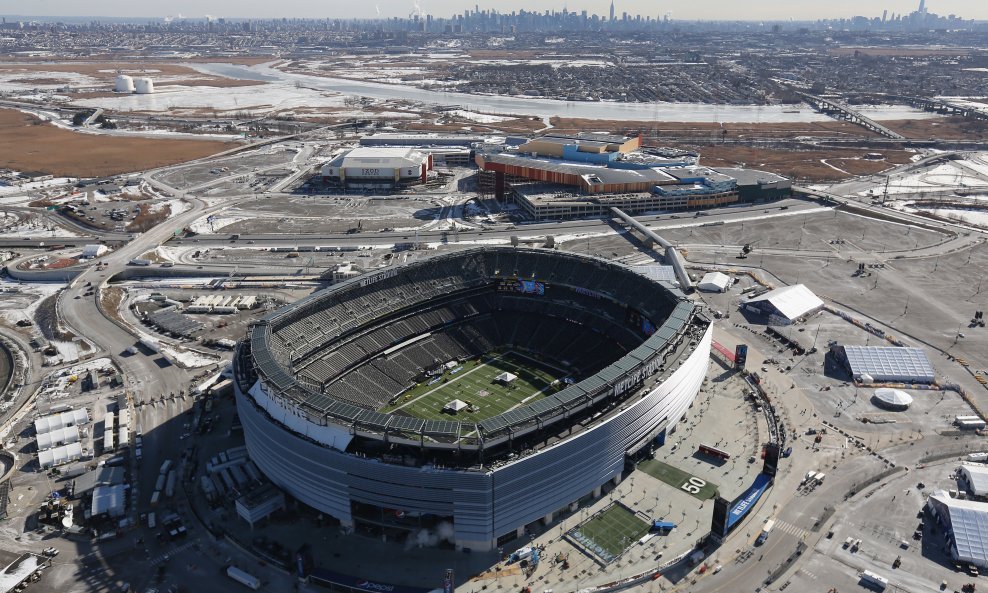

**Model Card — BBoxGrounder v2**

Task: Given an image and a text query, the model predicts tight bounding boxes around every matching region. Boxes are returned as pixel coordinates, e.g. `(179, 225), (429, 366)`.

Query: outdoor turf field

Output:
(381, 351), (564, 421)
(637, 459), (720, 500)
(569, 504), (651, 563)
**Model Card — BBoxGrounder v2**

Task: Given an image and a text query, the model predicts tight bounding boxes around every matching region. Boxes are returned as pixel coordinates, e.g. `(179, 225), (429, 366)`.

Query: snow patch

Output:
(446, 109), (513, 123)
(159, 345), (222, 368)
(187, 213), (251, 233)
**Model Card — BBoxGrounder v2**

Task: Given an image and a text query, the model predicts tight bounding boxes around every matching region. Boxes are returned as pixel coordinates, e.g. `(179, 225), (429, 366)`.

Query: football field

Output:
(381, 351), (563, 421)
(569, 504), (651, 564)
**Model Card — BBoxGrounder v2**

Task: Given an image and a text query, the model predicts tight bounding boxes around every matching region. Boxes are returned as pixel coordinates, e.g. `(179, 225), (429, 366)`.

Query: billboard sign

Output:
(727, 473), (772, 529)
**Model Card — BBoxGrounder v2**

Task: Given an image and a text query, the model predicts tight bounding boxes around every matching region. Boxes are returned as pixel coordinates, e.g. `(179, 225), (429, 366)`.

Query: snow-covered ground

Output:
(0, 277), (65, 325)
(446, 109), (513, 123)
(156, 62), (905, 123)
(857, 157), (988, 197)
(854, 104), (945, 121)
(147, 198), (190, 216)
(921, 207), (988, 227)
(72, 81), (351, 115)
(890, 200), (988, 228)
(187, 213), (251, 233)
(0, 212), (82, 238)
(0, 69), (99, 91)
(168, 198), (191, 215)
(0, 177), (76, 196)
(159, 344), (221, 368)
(58, 357), (116, 379)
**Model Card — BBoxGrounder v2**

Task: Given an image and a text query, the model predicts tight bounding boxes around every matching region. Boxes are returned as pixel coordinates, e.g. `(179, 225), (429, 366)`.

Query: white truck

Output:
(226, 566), (261, 590)
(756, 519), (775, 545)
(164, 470), (176, 498)
(859, 570), (888, 591)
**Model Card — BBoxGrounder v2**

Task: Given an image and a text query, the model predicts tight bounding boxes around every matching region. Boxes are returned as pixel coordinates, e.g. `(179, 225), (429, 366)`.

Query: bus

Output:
(698, 444), (731, 461)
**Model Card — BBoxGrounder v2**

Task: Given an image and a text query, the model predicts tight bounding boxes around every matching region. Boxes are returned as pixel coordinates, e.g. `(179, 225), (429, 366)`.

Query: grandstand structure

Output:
(234, 247), (711, 551)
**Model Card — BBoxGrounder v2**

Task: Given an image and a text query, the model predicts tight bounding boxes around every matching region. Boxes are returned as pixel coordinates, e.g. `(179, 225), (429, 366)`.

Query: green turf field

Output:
(380, 351), (563, 421)
(569, 504), (650, 563)
(637, 459), (719, 500)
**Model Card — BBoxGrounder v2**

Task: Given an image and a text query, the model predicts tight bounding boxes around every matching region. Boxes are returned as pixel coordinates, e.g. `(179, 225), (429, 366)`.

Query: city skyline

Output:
(3, 0), (987, 21)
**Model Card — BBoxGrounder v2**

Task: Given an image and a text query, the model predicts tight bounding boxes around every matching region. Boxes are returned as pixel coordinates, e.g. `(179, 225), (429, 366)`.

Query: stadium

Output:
(233, 247), (711, 552)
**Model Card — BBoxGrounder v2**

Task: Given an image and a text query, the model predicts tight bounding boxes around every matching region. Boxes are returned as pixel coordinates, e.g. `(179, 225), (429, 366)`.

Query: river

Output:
(189, 62), (828, 123)
(181, 62), (938, 124)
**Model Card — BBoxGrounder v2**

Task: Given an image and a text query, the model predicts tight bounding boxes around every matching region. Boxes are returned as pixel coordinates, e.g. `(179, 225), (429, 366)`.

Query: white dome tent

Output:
(873, 388), (913, 411)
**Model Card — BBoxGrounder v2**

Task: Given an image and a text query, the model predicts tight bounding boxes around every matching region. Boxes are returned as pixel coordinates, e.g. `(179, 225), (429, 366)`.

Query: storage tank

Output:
(114, 74), (135, 93)
(135, 77), (155, 94)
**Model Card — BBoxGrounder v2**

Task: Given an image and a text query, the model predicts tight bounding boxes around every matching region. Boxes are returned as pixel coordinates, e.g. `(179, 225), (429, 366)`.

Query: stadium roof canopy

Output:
(744, 284), (824, 322)
(344, 147), (426, 164)
(843, 345), (935, 383)
(929, 491), (988, 568)
(698, 272), (730, 293)
(632, 265), (678, 284)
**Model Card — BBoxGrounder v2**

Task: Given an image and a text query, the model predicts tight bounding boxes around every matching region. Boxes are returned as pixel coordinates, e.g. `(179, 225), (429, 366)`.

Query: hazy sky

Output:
(6, 0), (988, 20)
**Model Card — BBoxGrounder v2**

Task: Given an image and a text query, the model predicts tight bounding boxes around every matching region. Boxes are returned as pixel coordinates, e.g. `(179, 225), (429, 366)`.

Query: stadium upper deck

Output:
(237, 248), (702, 454)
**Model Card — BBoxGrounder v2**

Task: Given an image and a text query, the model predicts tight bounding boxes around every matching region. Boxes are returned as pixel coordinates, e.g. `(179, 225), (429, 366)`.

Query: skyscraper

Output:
(609, 0), (615, 22)
(918, 0), (927, 14)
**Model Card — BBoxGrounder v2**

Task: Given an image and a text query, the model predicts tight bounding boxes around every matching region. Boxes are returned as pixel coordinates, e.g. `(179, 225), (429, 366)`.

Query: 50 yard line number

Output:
(681, 476), (706, 494)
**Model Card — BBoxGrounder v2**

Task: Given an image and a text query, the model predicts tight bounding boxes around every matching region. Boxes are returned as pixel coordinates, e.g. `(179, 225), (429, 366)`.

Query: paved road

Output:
(167, 200), (817, 247)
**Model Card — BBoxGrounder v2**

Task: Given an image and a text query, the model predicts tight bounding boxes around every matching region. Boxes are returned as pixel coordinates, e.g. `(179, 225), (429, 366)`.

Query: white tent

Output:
(928, 491), (988, 568)
(38, 442), (83, 468)
(443, 399), (468, 413)
(494, 372), (518, 384)
(34, 408), (90, 435)
(80, 244), (108, 259)
(873, 388), (913, 410)
(961, 464), (988, 497)
(36, 426), (80, 451)
(744, 284), (824, 323)
(698, 272), (730, 293)
(842, 346), (935, 384)
(91, 484), (126, 517)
